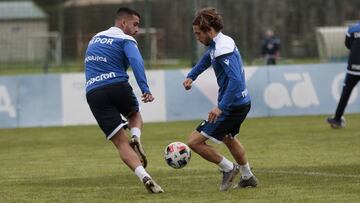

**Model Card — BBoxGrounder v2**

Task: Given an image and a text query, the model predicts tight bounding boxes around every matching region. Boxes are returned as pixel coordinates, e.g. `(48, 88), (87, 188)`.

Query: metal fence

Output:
(0, 0), (359, 72)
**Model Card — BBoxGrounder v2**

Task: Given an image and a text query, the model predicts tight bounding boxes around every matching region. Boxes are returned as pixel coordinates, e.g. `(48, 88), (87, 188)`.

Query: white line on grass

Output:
(157, 167), (360, 178)
(256, 169), (360, 178)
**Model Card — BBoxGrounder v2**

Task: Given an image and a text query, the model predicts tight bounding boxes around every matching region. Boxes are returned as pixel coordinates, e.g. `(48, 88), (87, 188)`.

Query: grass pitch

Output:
(0, 114), (360, 202)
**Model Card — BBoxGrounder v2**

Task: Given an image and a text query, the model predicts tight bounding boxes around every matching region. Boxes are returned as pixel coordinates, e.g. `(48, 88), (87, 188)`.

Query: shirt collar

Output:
(212, 32), (223, 44)
(109, 26), (125, 34)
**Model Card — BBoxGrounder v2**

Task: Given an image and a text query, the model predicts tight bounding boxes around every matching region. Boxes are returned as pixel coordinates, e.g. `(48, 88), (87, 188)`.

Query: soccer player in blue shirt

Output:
(327, 21), (360, 128)
(183, 8), (258, 191)
(84, 7), (163, 193)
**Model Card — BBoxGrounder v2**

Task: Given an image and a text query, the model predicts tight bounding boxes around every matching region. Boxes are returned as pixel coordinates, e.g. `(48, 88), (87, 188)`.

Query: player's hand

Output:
(208, 107), (222, 123)
(183, 78), (193, 90)
(142, 93), (154, 103)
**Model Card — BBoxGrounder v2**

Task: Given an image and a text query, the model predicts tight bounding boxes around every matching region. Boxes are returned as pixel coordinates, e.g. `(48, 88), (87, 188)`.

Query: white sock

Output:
(239, 162), (253, 180)
(134, 165), (150, 181)
(131, 127), (141, 138)
(218, 157), (234, 172)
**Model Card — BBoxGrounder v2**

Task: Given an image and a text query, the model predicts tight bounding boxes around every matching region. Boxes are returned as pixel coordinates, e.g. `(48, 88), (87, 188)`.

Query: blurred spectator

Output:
(261, 29), (280, 65)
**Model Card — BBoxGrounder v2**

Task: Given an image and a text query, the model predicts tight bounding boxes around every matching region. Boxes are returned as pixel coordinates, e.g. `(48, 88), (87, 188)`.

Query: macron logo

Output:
(86, 72), (116, 87)
(224, 59), (230, 66)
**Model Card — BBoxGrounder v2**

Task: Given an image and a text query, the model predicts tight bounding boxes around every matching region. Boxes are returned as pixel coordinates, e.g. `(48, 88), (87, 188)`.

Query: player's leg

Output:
(187, 130), (223, 164)
(220, 103), (250, 167)
(110, 128), (163, 193)
(190, 117), (244, 191)
(128, 111), (143, 129)
(86, 84), (163, 193)
(327, 73), (359, 128)
(223, 136), (258, 188)
(127, 112), (148, 168)
(223, 136), (247, 165)
(110, 127), (142, 170)
(113, 82), (147, 167)
(187, 130), (239, 191)
(334, 74), (359, 120)
(222, 103), (257, 188)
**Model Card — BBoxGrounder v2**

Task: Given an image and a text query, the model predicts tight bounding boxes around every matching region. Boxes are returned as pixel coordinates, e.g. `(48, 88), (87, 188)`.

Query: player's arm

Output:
(345, 29), (353, 50)
(124, 40), (154, 102)
(183, 50), (211, 90)
(217, 54), (242, 111)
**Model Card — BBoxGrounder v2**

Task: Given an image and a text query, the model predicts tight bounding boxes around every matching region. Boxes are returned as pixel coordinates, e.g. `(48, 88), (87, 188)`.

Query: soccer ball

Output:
(164, 142), (191, 169)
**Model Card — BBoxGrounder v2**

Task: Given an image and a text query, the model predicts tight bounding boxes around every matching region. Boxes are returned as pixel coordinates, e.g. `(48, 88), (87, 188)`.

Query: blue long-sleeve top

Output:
(345, 21), (360, 75)
(187, 32), (250, 111)
(84, 27), (150, 94)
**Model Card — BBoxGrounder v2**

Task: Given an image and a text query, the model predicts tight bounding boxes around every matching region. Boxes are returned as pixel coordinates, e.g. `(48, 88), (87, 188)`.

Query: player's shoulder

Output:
(94, 27), (138, 44)
(213, 32), (235, 58)
(347, 22), (360, 34)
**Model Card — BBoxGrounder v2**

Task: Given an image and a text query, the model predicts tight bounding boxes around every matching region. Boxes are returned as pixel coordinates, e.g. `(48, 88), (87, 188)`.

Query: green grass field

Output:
(1, 114), (360, 202)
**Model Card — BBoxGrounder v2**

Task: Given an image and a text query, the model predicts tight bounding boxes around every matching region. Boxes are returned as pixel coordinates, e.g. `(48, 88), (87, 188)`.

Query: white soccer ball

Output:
(164, 142), (191, 169)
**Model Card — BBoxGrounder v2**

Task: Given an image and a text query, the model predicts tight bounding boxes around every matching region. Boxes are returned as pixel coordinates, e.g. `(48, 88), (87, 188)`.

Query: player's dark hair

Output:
(192, 8), (223, 32)
(116, 7), (141, 20)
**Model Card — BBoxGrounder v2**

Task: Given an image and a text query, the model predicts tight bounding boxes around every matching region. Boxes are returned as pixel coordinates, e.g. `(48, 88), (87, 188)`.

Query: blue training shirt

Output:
(187, 32), (250, 111)
(84, 27), (150, 94)
(345, 21), (360, 75)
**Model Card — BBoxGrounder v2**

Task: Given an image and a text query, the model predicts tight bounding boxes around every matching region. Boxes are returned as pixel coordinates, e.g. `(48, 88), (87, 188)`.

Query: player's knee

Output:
(187, 139), (202, 152)
(187, 131), (206, 152)
(187, 140), (197, 151)
(127, 112), (143, 127)
(222, 134), (233, 145)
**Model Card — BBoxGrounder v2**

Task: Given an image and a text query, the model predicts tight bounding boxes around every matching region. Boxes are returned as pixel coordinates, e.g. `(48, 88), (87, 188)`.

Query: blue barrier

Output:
(0, 74), (62, 128)
(0, 63), (359, 128)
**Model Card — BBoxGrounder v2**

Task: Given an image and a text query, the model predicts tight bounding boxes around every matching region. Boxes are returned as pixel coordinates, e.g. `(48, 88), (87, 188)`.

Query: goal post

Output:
(315, 27), (348, 62)
(0, 31), (62, 67)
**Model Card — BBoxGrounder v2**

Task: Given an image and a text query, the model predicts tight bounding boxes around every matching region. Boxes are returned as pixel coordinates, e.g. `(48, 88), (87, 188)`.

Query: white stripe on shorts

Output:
(107, 122), (128, 140)
(200, 131), (222, 144)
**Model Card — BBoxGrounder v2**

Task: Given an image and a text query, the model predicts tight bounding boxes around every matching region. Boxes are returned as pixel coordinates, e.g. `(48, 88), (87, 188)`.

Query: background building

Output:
(0, 1), (49, 63)
(1, 0), (359, 69)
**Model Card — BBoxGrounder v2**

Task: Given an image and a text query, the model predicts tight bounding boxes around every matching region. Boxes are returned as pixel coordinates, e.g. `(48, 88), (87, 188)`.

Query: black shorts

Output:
(196, 103), (251, 143)
(86, 82), (139, 139)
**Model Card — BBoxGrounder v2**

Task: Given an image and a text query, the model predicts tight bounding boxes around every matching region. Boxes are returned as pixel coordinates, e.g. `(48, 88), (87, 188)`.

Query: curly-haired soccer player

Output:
(183, 7), (258, 191)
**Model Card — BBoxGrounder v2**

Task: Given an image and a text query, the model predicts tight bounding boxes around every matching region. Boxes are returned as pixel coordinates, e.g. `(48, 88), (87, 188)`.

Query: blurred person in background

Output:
(261, 29), (280, 65)
(84, 7), (163, 193)
(183, 7), (258, 192)
(327, 21), (360, 129)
